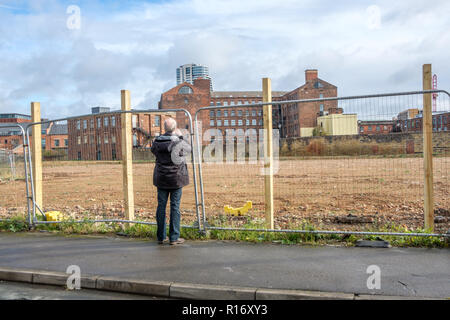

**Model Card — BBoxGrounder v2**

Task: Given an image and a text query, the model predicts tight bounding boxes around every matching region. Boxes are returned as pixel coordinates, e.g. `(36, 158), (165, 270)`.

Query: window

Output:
(178, 86), (193, 94)
(104, 133), (109, 144)
(238, 120), (243, 126)
(224, 110), (228, 117)
(154, 115), (160, 127)
(97, 135), (101, 144)
(252, 119), (256, 126)
(90, 135), (94, 145)
(259, 120), (263, 126)
(230, 101), (235, 106)
(238, 110), (242, 117)
(244, 101), (249, 105)
(42, 138), (46, 149)
(104, 117), (109, 127)
(77, 136), (81, 145)
(231, 110), (235, 117)
(97, 118), (101, 129)
(216, 102), (222, 106)
(216, 110), (221, 117)
(210, 101), (214, 106)
(246, 110), (249, 116)
(246, 119), (250, 126)
(65, 139), (68, 146)
(224, 101), (228, 106)
(76, 120), (80, 130)
(111, 135), (116, 144)
(252, 110), (256, 117)
(90, 119), (94, 129)
(258, 110), (262, 116)
(111, 116), (116, 127)
(84, 135), (88, 144)
(368, 126), (372, 131)
(314, 81), (324, 89)
(319, 93), (324, 99)
(376, 125), (380, 132)
(217, 120), (222, 126)
(231, 120), (236, 126)
(83, 120), (87, 130)
(210, 120), (215, 126)
(224, 120), (229, 126)
(360, 127), (364, 133)
(320, 104), (324, 112)
(210, 110), (215, 117)
(238, 101), (242, 105)
(132, 115), (138, 128)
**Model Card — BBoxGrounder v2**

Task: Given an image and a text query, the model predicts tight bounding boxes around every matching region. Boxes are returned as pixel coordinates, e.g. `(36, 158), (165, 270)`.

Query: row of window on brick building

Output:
(397, 113), (449, 132)
(209, 108), (263, 127)
(75, 116), (117, 131)
(76, 133), (117, 145)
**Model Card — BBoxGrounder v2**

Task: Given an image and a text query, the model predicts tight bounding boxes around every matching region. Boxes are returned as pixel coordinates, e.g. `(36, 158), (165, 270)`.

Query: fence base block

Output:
(355, 240), (391, 248)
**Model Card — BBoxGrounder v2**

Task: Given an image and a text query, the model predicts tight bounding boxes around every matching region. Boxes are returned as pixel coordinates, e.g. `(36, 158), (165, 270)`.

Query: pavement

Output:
(0, 281), (165, 300)
(0, 232), (449, 299)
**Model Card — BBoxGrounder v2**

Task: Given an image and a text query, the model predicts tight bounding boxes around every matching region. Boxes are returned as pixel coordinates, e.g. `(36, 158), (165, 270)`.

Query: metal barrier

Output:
(0, 124), (32, 226)
(24, 108), (203, 232)
(194, 89), (450, 238)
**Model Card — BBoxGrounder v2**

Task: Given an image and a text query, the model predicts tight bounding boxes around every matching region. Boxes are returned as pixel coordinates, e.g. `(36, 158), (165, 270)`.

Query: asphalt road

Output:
(0, 232), (449, 298)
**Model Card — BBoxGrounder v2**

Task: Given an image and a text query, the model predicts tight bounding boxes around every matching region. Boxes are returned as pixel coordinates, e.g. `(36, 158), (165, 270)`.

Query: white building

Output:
(176, 63), (212, 91)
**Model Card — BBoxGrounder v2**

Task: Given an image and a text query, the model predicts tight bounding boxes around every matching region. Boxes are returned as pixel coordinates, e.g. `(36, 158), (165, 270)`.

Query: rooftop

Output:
(211, 91), (288, 98)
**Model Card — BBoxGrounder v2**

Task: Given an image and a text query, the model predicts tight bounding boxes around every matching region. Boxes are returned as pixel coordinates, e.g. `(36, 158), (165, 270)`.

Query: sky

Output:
(0, 0), (449, 119)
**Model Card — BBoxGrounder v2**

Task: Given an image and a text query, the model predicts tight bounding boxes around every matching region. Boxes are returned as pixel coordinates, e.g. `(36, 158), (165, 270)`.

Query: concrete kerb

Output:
(0, 267), (439, 300)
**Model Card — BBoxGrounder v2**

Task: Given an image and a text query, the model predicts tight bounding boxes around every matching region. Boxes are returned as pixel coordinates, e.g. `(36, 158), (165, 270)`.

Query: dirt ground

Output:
(1, 157), (449, 233)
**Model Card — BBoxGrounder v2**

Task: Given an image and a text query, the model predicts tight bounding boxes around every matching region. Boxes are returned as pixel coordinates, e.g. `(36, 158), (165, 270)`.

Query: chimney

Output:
(305, 69), (318, 82)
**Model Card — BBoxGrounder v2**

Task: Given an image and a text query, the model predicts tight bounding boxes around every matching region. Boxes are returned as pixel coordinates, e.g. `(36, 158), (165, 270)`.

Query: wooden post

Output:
(31, 102), (43, 210)
(121, 90), (135, 221)
(262, 78), (274, 229)
(422, 64), (434, 231)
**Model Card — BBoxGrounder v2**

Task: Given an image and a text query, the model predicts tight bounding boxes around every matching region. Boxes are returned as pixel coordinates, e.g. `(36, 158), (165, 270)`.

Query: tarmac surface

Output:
(0, 232), (449, 298)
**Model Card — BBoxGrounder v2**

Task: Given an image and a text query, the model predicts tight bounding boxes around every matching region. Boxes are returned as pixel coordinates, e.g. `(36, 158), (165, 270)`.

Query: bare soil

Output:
(1, 157), (448, 233)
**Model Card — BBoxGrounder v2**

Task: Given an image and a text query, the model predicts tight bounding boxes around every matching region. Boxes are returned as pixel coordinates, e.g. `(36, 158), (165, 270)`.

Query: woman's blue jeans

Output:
(156, 188), (182, 242)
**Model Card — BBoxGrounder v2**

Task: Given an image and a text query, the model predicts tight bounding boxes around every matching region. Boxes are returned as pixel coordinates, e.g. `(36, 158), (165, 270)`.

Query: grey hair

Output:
(164, 117), (177, 133)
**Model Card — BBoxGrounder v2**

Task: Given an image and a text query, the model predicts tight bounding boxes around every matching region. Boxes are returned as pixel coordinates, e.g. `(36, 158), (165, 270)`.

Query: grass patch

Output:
(0, 215), (448, 248)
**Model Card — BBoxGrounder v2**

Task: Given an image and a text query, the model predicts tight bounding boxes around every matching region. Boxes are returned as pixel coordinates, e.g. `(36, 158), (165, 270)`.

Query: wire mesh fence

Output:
(0, 128), (28, 221)
(131, 111), (199, 228)
(0, 149), (27, 218)
(195, 105), (266, 229)
(195, 91), (450, 235)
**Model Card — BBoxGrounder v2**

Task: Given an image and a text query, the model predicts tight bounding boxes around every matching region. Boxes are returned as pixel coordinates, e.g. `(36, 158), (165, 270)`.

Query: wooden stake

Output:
(121, 90), (135, 221)
(422, 64), (434, 231)
(31, 102), (43, 210)
(262, 78), (274, 229)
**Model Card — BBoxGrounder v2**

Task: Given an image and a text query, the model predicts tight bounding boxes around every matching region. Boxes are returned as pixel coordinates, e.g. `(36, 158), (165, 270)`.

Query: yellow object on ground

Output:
(45, 211), (64, 223)
(224, 201), (252, 216)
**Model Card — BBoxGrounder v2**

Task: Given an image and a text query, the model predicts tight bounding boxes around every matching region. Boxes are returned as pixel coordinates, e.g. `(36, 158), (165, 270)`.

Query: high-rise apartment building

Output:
(176, 64), (212, 91)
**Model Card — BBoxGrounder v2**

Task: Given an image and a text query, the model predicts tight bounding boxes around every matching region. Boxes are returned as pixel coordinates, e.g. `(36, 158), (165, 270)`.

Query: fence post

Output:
(121, 90), (135, 221)
(422, 64), (434, 231)
(31, 102), (43, 210)
(262, 78), (274, 229)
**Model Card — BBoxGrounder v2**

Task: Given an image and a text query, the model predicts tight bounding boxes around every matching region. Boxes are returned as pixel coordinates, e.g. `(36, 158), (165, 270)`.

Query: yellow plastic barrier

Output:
(44, 211), (64, 224)
(224, 201), (252, 217)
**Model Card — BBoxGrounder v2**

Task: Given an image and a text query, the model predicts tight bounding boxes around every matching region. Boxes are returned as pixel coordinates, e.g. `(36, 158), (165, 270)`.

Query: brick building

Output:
(396, 111), (450, 133)
(159, 69), (339, 139)
(0, 114), (64, 152)
(359, 120), (394, 135)
(68, 107), (174, 161)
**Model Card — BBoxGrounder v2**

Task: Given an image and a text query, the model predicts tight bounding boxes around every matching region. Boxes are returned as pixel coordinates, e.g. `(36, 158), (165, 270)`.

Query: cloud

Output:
(0, 0), (449, 120)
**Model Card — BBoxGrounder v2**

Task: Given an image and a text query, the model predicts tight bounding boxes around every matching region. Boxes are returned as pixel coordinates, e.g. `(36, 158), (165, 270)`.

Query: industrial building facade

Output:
(160, 69), (340, 139)
(68, 108), (174, 161)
